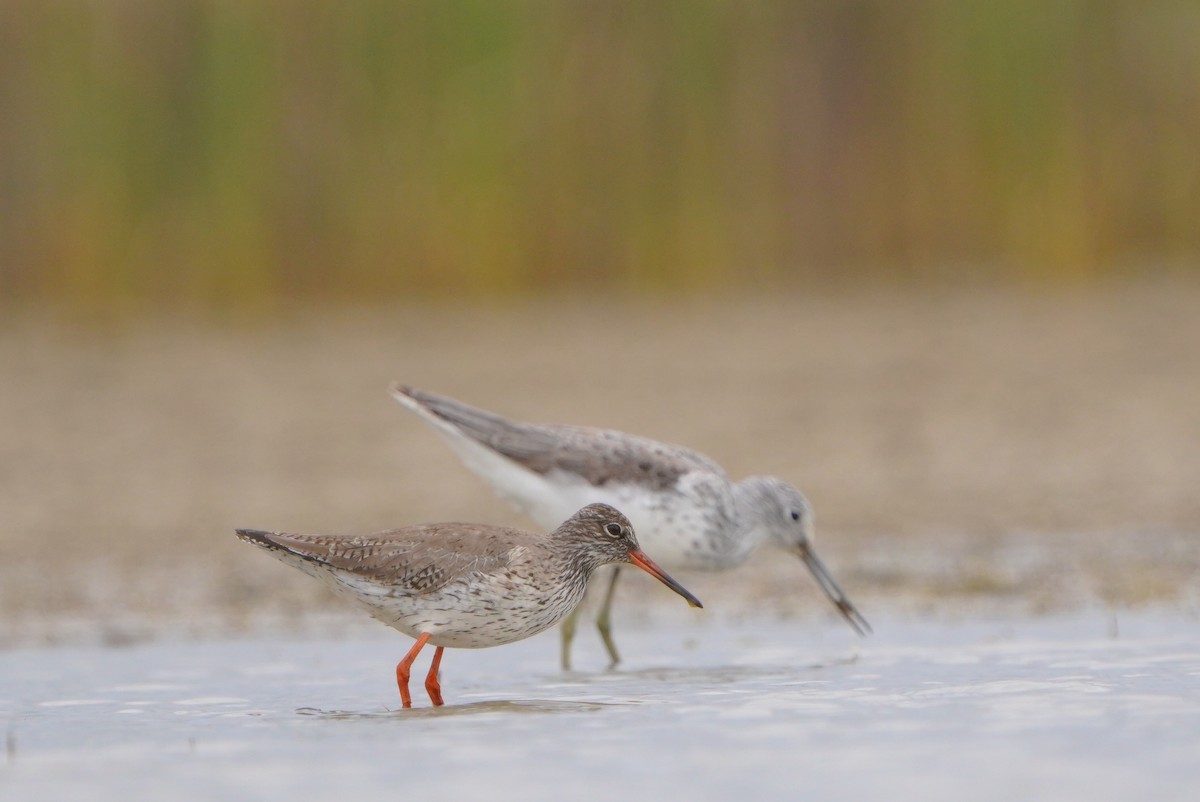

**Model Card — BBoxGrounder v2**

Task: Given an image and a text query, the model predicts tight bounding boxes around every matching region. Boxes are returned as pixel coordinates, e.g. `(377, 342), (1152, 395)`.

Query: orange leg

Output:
(425, 646), (445, 707)
(395, 633), (432, 708)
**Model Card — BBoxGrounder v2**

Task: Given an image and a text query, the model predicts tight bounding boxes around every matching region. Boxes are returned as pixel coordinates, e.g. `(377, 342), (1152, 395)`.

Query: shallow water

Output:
(3, 611), (1199, 801)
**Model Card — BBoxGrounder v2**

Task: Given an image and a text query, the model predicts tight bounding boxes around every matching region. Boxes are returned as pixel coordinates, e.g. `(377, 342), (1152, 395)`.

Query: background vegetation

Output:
(2, 1), (1197, 311)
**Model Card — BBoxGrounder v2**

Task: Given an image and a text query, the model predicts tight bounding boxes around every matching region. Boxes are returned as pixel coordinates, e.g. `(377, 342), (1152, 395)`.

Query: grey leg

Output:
(560, 603), (581, 671)
(596, 566), (622, 668)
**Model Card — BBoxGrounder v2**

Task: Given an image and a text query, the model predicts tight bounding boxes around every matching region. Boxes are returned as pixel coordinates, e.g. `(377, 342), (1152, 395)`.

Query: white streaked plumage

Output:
(236, 503), (701, 706)
(390, 384), (870, 668)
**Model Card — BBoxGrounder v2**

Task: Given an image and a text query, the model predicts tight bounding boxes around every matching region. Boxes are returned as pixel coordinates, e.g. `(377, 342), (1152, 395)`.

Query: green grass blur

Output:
(2, 1), (1197, 311)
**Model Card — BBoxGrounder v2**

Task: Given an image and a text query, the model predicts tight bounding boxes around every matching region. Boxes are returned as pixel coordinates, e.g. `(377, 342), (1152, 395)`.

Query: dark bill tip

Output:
(628, 549), (703, 609)
(797, 544), (872, 636)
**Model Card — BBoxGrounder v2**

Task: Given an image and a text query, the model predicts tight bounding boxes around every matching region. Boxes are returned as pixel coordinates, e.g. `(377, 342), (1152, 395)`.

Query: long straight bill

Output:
(628, 549), (703, 609)
(797, 544), (872, 635)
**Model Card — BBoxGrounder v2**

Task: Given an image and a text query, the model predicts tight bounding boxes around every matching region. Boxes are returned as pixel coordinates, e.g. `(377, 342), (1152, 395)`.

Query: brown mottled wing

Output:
(400, 386), (725, 491)
(259, 524), (529, 594)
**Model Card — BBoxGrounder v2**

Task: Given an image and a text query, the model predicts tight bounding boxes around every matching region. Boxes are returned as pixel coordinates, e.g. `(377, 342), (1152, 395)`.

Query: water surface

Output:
(3, 612), (1198, 801)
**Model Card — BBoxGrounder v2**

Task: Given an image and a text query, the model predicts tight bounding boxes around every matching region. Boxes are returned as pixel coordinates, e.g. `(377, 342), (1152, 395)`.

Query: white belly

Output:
(319, 567), (586, 649)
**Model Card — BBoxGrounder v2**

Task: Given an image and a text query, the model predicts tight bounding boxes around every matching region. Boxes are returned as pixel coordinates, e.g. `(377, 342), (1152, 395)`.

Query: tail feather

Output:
(389, 382), (522, 444)
(236, 528), (283, 549)
(389, 382), (422, 413)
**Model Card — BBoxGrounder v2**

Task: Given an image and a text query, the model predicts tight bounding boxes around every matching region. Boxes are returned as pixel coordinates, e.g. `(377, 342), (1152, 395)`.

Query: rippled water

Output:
(3, 611), (1199, 801)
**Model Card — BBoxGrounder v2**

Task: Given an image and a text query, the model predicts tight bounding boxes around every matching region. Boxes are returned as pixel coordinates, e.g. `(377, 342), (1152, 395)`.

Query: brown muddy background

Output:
(3, 2), (1199, 648)
(4, 278), (1198, 645)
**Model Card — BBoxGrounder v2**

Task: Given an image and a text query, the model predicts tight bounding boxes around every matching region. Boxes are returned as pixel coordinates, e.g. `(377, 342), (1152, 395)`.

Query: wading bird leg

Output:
(560, 605), (581, 670)
(396, 632), (431, 708)
(596, 567), (623, 668)
(425, 646), (445, 706)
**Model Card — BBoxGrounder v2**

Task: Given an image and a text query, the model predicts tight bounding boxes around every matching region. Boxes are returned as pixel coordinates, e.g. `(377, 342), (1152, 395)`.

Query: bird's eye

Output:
(790, 510), (801, 522)
(605, 522), (623, 537)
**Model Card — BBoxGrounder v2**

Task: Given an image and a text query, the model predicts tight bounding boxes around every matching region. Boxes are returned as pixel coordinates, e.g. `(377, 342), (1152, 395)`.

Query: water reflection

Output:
(553, 655), (861, 686)
(296, 699), (618, 719)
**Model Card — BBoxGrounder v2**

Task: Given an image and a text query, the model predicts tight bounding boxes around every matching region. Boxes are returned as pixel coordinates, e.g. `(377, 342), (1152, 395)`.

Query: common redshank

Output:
(390, 383), (870, 669)
(236, 503), (701, 708)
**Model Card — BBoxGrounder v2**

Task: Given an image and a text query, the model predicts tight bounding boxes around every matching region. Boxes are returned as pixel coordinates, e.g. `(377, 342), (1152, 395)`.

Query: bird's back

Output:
(236, 523), (534, 593)
(236, 523), (591, 648)
(391, 385), (743, 568)
(393, 384), (725, 489)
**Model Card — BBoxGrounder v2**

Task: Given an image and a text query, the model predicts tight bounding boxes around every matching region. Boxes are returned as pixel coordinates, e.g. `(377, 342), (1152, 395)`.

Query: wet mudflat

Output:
(3, 611), (1198, 801)
(3, 283), (1199, 799)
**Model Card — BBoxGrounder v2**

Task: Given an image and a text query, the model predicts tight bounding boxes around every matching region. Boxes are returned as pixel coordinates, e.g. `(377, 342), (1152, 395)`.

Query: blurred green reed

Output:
(1, 1), (1197, 310)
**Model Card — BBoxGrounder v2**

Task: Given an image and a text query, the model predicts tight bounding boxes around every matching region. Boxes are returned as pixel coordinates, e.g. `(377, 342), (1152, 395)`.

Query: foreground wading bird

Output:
(391, 383), (870, 669)
(236, 504), (701, 707)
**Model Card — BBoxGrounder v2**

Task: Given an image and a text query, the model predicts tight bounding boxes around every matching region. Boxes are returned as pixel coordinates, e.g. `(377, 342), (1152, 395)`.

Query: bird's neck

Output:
(729, 479), (777, 560)
(548, 536), (607, 582)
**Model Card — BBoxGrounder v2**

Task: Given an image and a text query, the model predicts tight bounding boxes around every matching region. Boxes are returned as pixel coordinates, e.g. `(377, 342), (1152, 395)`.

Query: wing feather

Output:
(396, 386), (725, 491)
(241, 524), (531, 594)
